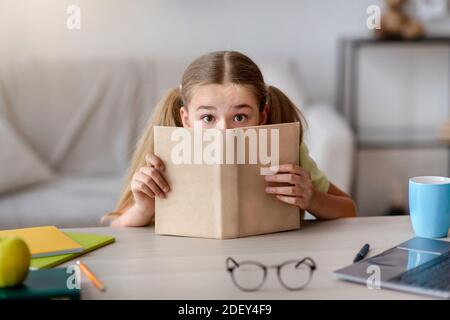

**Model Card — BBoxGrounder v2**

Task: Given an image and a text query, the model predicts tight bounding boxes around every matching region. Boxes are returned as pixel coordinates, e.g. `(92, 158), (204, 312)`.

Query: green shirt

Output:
(299, 143), (330, 193)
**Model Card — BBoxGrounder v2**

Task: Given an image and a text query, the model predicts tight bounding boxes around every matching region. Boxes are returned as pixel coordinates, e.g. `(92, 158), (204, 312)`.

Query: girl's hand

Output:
(131, 153), (170, 211)
(264, 164), (316, 211)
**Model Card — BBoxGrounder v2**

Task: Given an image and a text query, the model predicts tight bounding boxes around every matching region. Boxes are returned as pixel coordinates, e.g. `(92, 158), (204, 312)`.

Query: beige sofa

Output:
(0, 58), (353, 229)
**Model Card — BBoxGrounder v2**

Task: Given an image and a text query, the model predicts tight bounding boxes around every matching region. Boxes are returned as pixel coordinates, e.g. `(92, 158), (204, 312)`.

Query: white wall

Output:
(2, 0), (450, 106)
(358, 45), (450, 137)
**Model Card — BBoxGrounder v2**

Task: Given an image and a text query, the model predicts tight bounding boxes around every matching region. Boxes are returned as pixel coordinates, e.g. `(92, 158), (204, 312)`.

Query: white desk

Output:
(62, 216), (449, 299)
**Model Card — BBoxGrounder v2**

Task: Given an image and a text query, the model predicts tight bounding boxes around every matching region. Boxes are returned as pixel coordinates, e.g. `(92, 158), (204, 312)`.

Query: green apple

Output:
(0, 237), (31, 288)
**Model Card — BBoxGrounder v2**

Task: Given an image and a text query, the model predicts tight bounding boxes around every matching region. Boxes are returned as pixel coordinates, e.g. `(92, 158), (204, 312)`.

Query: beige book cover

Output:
(154, 122), (301, 239)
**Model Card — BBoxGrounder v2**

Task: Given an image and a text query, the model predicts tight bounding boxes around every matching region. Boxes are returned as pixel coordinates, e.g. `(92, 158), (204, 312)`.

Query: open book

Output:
(154, 122), (301, 239)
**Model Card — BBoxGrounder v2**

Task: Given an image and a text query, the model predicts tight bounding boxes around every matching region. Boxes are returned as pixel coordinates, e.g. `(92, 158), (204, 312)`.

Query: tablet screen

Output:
(366, 247), (440, 272)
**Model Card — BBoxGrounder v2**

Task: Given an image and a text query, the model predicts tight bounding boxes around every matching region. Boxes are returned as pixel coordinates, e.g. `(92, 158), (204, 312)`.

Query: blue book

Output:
(0, 268), (80, 300)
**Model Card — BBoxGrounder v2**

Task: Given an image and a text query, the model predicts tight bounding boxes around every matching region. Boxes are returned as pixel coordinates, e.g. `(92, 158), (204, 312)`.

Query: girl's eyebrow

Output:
(234, 104), (253, 110)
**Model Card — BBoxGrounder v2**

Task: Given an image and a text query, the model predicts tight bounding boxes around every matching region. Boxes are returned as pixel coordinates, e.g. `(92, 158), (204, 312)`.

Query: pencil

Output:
(77, 260), (106, 292)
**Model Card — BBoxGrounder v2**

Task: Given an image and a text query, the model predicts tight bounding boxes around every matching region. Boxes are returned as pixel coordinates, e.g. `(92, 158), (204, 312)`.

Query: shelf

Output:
(344, 37), (450, 47)
(338, 36), (450, 198)
(336, 36), (450, 210)
(357, 140), (449, 150)
(357, 127), (449, 149)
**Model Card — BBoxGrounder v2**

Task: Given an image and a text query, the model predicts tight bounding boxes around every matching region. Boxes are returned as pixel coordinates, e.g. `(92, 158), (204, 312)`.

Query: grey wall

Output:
(2, 0), (449, 106)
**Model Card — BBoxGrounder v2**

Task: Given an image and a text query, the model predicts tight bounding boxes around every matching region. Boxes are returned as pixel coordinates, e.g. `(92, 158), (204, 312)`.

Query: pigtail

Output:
(266, 85), (307, 143)
(101, 87), (183, 225)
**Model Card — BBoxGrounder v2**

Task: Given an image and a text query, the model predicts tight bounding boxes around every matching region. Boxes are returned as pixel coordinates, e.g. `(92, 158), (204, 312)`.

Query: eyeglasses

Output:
(226, 256), (316, 292)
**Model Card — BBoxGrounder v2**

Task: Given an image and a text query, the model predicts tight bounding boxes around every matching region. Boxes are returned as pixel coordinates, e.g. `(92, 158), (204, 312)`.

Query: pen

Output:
(77, 260), (106, 292)
(353, 243), (370, 263)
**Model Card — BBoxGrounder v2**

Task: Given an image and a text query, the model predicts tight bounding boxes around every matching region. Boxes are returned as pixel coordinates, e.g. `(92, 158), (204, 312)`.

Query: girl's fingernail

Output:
(164, 187), (169, 192)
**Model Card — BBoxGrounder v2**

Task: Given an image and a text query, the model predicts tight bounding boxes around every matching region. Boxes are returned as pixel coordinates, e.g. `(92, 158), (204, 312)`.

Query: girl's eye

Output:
(233, 114), (248, 122)
(201, 115), (215, 123)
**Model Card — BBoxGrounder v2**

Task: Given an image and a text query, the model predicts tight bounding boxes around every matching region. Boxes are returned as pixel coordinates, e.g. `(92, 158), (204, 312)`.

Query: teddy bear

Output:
(375, 0), (425, 40)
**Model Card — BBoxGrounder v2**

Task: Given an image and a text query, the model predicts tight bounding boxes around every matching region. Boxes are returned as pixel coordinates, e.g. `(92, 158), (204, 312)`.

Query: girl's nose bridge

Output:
(217, 118), (230, 130)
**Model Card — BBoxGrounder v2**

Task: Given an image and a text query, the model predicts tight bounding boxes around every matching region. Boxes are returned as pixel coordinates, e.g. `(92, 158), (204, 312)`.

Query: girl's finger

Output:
(140, 166), (170, 192)
(275, 195), (303, 208)
(290, 178), (312, 190)
(145, 178), (166, 199)
(143, 167), (170, 193)
(271, 164), (300, 174)
(271, 164), (310, 178)
(265, 186), (302, 197)
(145, 153), (165, 171)
(131, 178), (155, 198)
(135, 172), (165, 198)
(298, 167), (311, 179)
(264, 173), (301, 184)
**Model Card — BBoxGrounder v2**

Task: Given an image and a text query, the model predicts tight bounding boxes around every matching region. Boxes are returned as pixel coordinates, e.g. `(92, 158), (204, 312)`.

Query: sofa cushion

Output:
(0, 59), (156, 175)
(0, 175), (123, 229)
(0, 117), (55, 195)
(302, 104), (354, 193)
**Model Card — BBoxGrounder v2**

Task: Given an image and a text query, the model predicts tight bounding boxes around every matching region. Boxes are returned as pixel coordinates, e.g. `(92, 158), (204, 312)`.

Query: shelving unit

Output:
(337, 37), (450, 212)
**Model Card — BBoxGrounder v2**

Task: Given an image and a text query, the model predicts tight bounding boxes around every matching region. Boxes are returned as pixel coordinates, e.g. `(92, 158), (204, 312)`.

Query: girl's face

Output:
(180, 83), (268, 130)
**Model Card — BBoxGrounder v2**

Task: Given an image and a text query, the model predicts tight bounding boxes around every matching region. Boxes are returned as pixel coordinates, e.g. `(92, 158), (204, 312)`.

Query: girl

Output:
(106, 51), (356, 227)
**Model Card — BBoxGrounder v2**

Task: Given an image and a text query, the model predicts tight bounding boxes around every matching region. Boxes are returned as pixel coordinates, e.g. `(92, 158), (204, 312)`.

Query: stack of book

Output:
(0, 268), (80, 300)
(0, 226), (115, 299)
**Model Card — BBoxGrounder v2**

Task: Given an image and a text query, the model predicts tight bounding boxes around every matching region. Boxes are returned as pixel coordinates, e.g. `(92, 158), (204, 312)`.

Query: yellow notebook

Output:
(0, 226), (83, 258)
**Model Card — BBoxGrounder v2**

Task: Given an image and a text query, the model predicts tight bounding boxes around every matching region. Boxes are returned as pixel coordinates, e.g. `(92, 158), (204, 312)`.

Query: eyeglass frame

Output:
(226, 256), (317, 292)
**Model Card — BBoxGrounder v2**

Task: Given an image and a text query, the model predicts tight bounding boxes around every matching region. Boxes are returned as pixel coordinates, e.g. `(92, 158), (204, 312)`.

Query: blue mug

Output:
(409, 176), (450, 238)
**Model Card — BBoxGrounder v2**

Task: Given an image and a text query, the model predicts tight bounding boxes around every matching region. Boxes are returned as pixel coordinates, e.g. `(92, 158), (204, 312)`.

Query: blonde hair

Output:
(104, 51), (306, 225)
